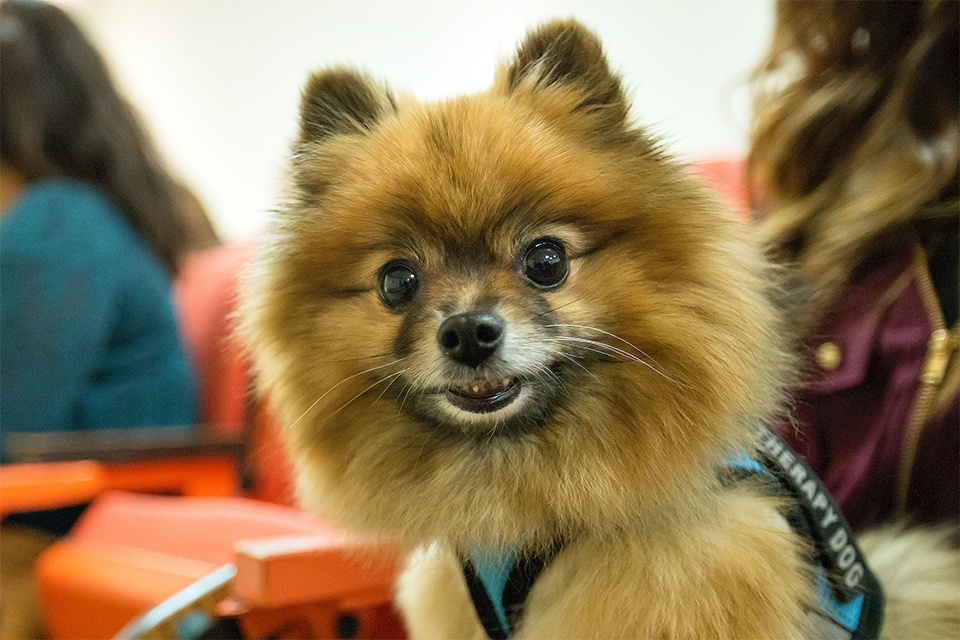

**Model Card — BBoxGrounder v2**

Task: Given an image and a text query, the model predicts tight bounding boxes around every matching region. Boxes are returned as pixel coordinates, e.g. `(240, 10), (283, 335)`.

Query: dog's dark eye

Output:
(523, 239), (568, 289)
(378, 260), (419, 310)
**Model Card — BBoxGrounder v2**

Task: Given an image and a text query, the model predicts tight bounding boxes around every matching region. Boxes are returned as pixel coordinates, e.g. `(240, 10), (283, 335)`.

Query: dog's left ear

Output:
(500, 19), (629, 131)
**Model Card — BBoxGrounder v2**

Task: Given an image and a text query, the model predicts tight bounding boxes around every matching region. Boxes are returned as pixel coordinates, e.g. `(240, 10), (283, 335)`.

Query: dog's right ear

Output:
(292, 69), (396, 202)
(297, 68), (396, 144)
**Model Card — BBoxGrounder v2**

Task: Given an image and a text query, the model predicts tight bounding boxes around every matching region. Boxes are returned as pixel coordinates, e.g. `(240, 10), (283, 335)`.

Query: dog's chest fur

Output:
(397, 490), (811, 639)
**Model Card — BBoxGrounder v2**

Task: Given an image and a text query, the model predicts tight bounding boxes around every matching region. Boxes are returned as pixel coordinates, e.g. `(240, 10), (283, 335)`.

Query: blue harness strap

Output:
(461, 427), (885, 639)
(462, 545), (558, 639)
(724, 427), (884, 639)
(464, 549), (516, 639)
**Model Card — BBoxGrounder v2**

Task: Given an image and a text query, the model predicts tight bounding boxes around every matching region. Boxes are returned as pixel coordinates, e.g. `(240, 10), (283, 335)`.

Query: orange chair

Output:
(173, 241), (296, 506)
(0, 428), (244, 517)
(36, 491), (404, 640)
(171, 240), (308, 520)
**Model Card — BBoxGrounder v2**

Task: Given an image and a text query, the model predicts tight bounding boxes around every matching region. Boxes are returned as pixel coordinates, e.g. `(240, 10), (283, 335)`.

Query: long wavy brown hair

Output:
(0, 0), (218, 274)
(748, 0), (959, 324)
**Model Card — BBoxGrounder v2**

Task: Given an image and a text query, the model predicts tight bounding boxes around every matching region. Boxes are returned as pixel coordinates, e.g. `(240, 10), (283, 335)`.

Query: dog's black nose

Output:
(437, 312), (505, 368)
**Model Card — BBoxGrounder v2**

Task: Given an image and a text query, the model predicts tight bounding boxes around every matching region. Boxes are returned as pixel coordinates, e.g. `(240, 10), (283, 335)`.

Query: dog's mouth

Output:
(446, 377), (521, 414)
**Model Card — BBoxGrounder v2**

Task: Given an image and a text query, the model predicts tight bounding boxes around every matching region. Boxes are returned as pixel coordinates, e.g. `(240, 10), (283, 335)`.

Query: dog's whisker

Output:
(555, 352), (600, 382)
(533, 296), (585, 320)
(541, 363), (565, 387)
(550, 336), (645, 363)
(285, 358), (405, 430)
(313, 351), (396, 364)
(325, 367), (411, 419)
(546, 324), (652, 358)
(398, 380), (417, 414)
(546, 336), (685, 388)
(546, 338), (619, 361)
(374, 369), (407, 403)
(546, 336), (636, 362)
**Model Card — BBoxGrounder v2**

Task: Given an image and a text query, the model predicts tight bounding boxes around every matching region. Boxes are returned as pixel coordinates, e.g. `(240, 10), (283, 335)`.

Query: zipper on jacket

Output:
(894, 245), (958, 518)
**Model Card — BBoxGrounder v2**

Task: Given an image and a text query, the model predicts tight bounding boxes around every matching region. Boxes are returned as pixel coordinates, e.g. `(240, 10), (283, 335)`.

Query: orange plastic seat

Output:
(37, 492), (403, 640)
(174, 242), (296, 506)
(0, 462), (106, 517)
(37, 491), (330, 639)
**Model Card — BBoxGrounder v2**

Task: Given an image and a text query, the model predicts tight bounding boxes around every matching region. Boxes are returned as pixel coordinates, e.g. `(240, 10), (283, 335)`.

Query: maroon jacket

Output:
(779, 242), (959, 531)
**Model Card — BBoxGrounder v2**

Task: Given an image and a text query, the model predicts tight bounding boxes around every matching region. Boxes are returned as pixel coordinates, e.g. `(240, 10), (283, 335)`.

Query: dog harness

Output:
(460, 427), (885, 639)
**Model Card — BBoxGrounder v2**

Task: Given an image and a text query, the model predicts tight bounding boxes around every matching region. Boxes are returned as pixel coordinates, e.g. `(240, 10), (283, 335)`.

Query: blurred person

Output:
(748, 0), (958, 532)
(0, 1), (218, 636)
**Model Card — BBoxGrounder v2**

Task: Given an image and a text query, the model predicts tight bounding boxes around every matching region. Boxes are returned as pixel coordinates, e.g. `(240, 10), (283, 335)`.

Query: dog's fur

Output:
(240, 20), (958, 638)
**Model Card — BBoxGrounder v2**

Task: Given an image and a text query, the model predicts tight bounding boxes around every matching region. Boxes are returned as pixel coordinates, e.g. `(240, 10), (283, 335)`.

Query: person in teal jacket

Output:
(0, 2), (219, 636)
(0, 0), (217, 468)
(0, 178), (198, 452)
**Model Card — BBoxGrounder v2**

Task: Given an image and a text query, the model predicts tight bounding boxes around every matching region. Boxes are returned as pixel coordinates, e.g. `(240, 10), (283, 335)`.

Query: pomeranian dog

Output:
(241, 20), (958, 639)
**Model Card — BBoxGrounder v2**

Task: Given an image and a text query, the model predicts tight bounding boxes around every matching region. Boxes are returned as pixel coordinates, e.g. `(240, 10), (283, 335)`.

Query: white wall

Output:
(61, 0), (774, 240)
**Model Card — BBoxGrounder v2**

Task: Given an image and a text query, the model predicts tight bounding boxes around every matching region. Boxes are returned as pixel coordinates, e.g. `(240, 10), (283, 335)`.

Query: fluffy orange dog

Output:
(241, 20), (957, 639)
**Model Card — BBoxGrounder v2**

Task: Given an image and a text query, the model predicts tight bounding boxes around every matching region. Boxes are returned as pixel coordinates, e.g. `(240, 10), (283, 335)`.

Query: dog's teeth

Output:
(452, 377), (517, 398)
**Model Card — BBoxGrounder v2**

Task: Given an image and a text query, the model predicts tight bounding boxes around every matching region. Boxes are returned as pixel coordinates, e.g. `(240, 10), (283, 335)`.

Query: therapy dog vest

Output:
(460, 427), (885, 639)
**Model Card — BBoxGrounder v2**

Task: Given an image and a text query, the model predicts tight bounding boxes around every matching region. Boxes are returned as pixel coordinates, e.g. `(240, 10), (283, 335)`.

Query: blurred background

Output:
(57, 0), (774, 240)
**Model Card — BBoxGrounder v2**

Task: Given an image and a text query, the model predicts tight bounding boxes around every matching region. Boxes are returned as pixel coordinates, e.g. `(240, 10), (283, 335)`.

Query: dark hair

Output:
(0, 0), (218, 274)
(748, 0), (958, 320)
